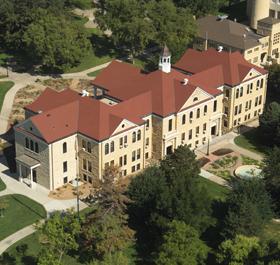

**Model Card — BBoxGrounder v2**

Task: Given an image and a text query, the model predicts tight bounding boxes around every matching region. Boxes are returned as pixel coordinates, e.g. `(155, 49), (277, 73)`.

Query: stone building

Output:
(14, 47), (268, 190)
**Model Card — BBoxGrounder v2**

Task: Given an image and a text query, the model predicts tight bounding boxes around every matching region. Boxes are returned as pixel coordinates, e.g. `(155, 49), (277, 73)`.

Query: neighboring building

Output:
(193, 15), (270, 66)
(246, 0), (280, 63)
(14, 47), (268, 191)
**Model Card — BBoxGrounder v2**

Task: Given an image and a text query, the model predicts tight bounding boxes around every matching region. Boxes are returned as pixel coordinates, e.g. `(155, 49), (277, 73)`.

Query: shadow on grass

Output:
(234, 127), (270, 156)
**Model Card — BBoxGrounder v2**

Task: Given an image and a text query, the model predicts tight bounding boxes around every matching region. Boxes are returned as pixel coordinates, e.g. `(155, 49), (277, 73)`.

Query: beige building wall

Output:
(247, 0), (270, 29)
(49, 134), (77, 190)
(222, 70), (268, 132)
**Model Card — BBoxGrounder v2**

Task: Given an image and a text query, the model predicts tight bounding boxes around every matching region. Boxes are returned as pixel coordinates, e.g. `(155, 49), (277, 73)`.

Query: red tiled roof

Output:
(21, 48), (267, 143)
(174, 48), (267, 86)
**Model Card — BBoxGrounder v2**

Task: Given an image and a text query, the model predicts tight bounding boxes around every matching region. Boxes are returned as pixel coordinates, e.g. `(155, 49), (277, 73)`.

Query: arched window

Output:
(193, 97), (198, 102)
(132, 132), (136, 143)
(240, 87), (243, 97)
(189, 111), (193, 120)
(110, 141), (114, 152)
(260, 79), (264, 88)
(182, 114), (186, 125)
(30, 140), (34, 151)
(204, 105), (207, 115)
(25, 138), (29, 149)
(196, 108), (200, 119)
(87, 142), (91, 153)
(257, 80), (260, 88)
(235, 88), (239, 99)
(105, 143), (109, 155)
(137, 130), (141, 141)
(35, 143), (39, 153)
(63, 142), (67, 153)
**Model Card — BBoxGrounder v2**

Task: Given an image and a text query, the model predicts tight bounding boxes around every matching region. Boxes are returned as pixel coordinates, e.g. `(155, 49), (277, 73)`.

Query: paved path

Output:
(0, 224), (36, 254)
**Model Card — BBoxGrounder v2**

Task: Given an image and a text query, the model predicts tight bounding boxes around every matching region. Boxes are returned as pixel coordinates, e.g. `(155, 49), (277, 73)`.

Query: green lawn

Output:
(198, 176), (229, 201)
(87, 68), (104, 77)
(0, 178), (6, 191)
(234, 128), (269, 156)
(0, 81), (14, 112)
(259, 220), (280, 241)
(0, 194), (46, 241)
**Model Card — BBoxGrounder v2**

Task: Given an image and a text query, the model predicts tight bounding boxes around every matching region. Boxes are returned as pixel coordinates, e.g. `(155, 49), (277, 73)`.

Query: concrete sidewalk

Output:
(0, 224), (36, 254)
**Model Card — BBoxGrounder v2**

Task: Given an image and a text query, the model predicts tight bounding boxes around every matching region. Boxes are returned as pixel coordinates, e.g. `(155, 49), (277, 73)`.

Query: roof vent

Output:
(183, 78), (189, 85)
(81, 89), (89, 97)
(217, 46), (223, 52)
(217, 14), (228, 21)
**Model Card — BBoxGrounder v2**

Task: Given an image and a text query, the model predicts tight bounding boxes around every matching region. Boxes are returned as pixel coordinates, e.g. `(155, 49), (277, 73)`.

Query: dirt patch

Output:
(9, 79), (92, 125)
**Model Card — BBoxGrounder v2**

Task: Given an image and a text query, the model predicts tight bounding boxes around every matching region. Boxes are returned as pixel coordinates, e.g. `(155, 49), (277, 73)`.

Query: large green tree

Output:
(266, 64), (280, 102)
(216, 235), (260, 265)
(263, 146), (280, 214)
(259, 101), (280, 146)
(155, 220), (208, 265)
(37, 210), (81, 264)
(172, 0), (229, 17)
(128, 145), (213, 252)
(222, 179), (273, 238)
(146, 0), (197, 61)
(23, 9), (91, 72)
(95, 0), (154, 62)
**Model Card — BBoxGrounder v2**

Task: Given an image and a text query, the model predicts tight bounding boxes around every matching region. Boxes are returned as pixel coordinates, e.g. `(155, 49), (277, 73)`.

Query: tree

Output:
(23, 9), (91, 72)
(95, 0), (154, 62)
(146, 0), (197, 61)
(222, 179), (273, 238)
(216, 235), (260, 265)
(266, 64), (280, 102)
(89, 251), (130, 265)
(81, 165), (134, 261)
(263, 146), (280, 214)
(172, 0), (229, 17)
(259, 102), (280, 146)
(154, 220), (208, 265)
(128, 145), (214, 254)
(37, 209), (81, 264)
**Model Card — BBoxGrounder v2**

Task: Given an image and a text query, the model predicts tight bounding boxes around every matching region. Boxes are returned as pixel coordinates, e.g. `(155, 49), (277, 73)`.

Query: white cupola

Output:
(159, 44), (171, 73)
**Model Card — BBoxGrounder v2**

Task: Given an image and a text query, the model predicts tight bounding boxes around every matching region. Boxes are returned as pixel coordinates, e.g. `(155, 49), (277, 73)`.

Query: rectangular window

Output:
(181, 133), (185, 141)
(83, 159), (87, 170)
(124, 155), (127, 165)
(234, 106), (238, 115)
(123, 170), (127, 176)
(145, 152), (149, 159)
(213, 100), (217, 112)
(63, 142), (67, 153)
(188, 129), (192, 140)
(137, 149), (141, 160)
(132, 166), (136, 173)
(124, 136), (128, 144)
(87, 142), (92, 153)
(63, 176), (68, 184)
(119, 156), (123, 167)
(203, 123), (206, 131)
(259, 95), (262, 105)
(146, 119), (150, 130)
(63, 161), (67, 173)
(146, 138), (149, 146)
(224, 107), (228, 115)
(132, 151), (136, 162)
(196, 126), (199, 135)
(255, 97), (258, 107)
(119, 137), (123, 147)
(238, 104), (242, 114)
(168, 119), (172, 131)
(136, 163), (141, 170)
(88, 161), (92, 172)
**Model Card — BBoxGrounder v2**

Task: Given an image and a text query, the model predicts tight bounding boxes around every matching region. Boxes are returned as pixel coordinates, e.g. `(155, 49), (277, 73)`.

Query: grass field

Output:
(0, 194), (46, 241)
(198, 176), (229, 201)
(87, 69), (104, 77)
(0, 81), (14, 112)
(0, 178), (6, 191)
(234, 128), (269, 156)
(260, 220), (280, 242)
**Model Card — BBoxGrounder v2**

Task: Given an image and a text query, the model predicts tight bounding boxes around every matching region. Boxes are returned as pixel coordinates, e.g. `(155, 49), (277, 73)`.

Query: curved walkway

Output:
(0, 224), (36, 254)
(0, 60), (112, 135)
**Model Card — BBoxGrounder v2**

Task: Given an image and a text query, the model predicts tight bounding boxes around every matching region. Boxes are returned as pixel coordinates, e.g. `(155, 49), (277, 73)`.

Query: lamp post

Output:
(206, 138), (210, 156)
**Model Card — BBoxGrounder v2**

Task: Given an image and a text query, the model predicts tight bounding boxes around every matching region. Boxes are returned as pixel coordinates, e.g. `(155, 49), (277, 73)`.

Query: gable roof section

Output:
(174, 48), (267, 86)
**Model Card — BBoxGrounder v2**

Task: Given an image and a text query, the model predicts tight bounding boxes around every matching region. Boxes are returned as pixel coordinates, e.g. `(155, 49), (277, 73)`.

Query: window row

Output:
(132, 163), (141, 173)
(182, 123), (207, 142)
(25, 138), (39, 153)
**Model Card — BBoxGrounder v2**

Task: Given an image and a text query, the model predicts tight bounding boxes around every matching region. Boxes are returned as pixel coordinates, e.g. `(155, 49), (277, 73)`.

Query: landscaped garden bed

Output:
(203, 149), (263, 181)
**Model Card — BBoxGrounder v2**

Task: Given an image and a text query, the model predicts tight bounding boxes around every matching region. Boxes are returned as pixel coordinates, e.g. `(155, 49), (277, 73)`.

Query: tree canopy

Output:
(222, 179), (273, 238)
(259, 102), (280, 147)
(155, 220), (208, 265)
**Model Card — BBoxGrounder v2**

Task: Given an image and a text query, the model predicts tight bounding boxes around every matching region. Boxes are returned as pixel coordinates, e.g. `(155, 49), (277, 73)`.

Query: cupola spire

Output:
(159, 44), (171, 73)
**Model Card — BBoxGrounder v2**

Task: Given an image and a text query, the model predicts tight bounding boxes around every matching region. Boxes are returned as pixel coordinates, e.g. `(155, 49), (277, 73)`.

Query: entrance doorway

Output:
(33, 169), (37, 183)
(211, 125), (217, 136)
(166, 145), (173, 155)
